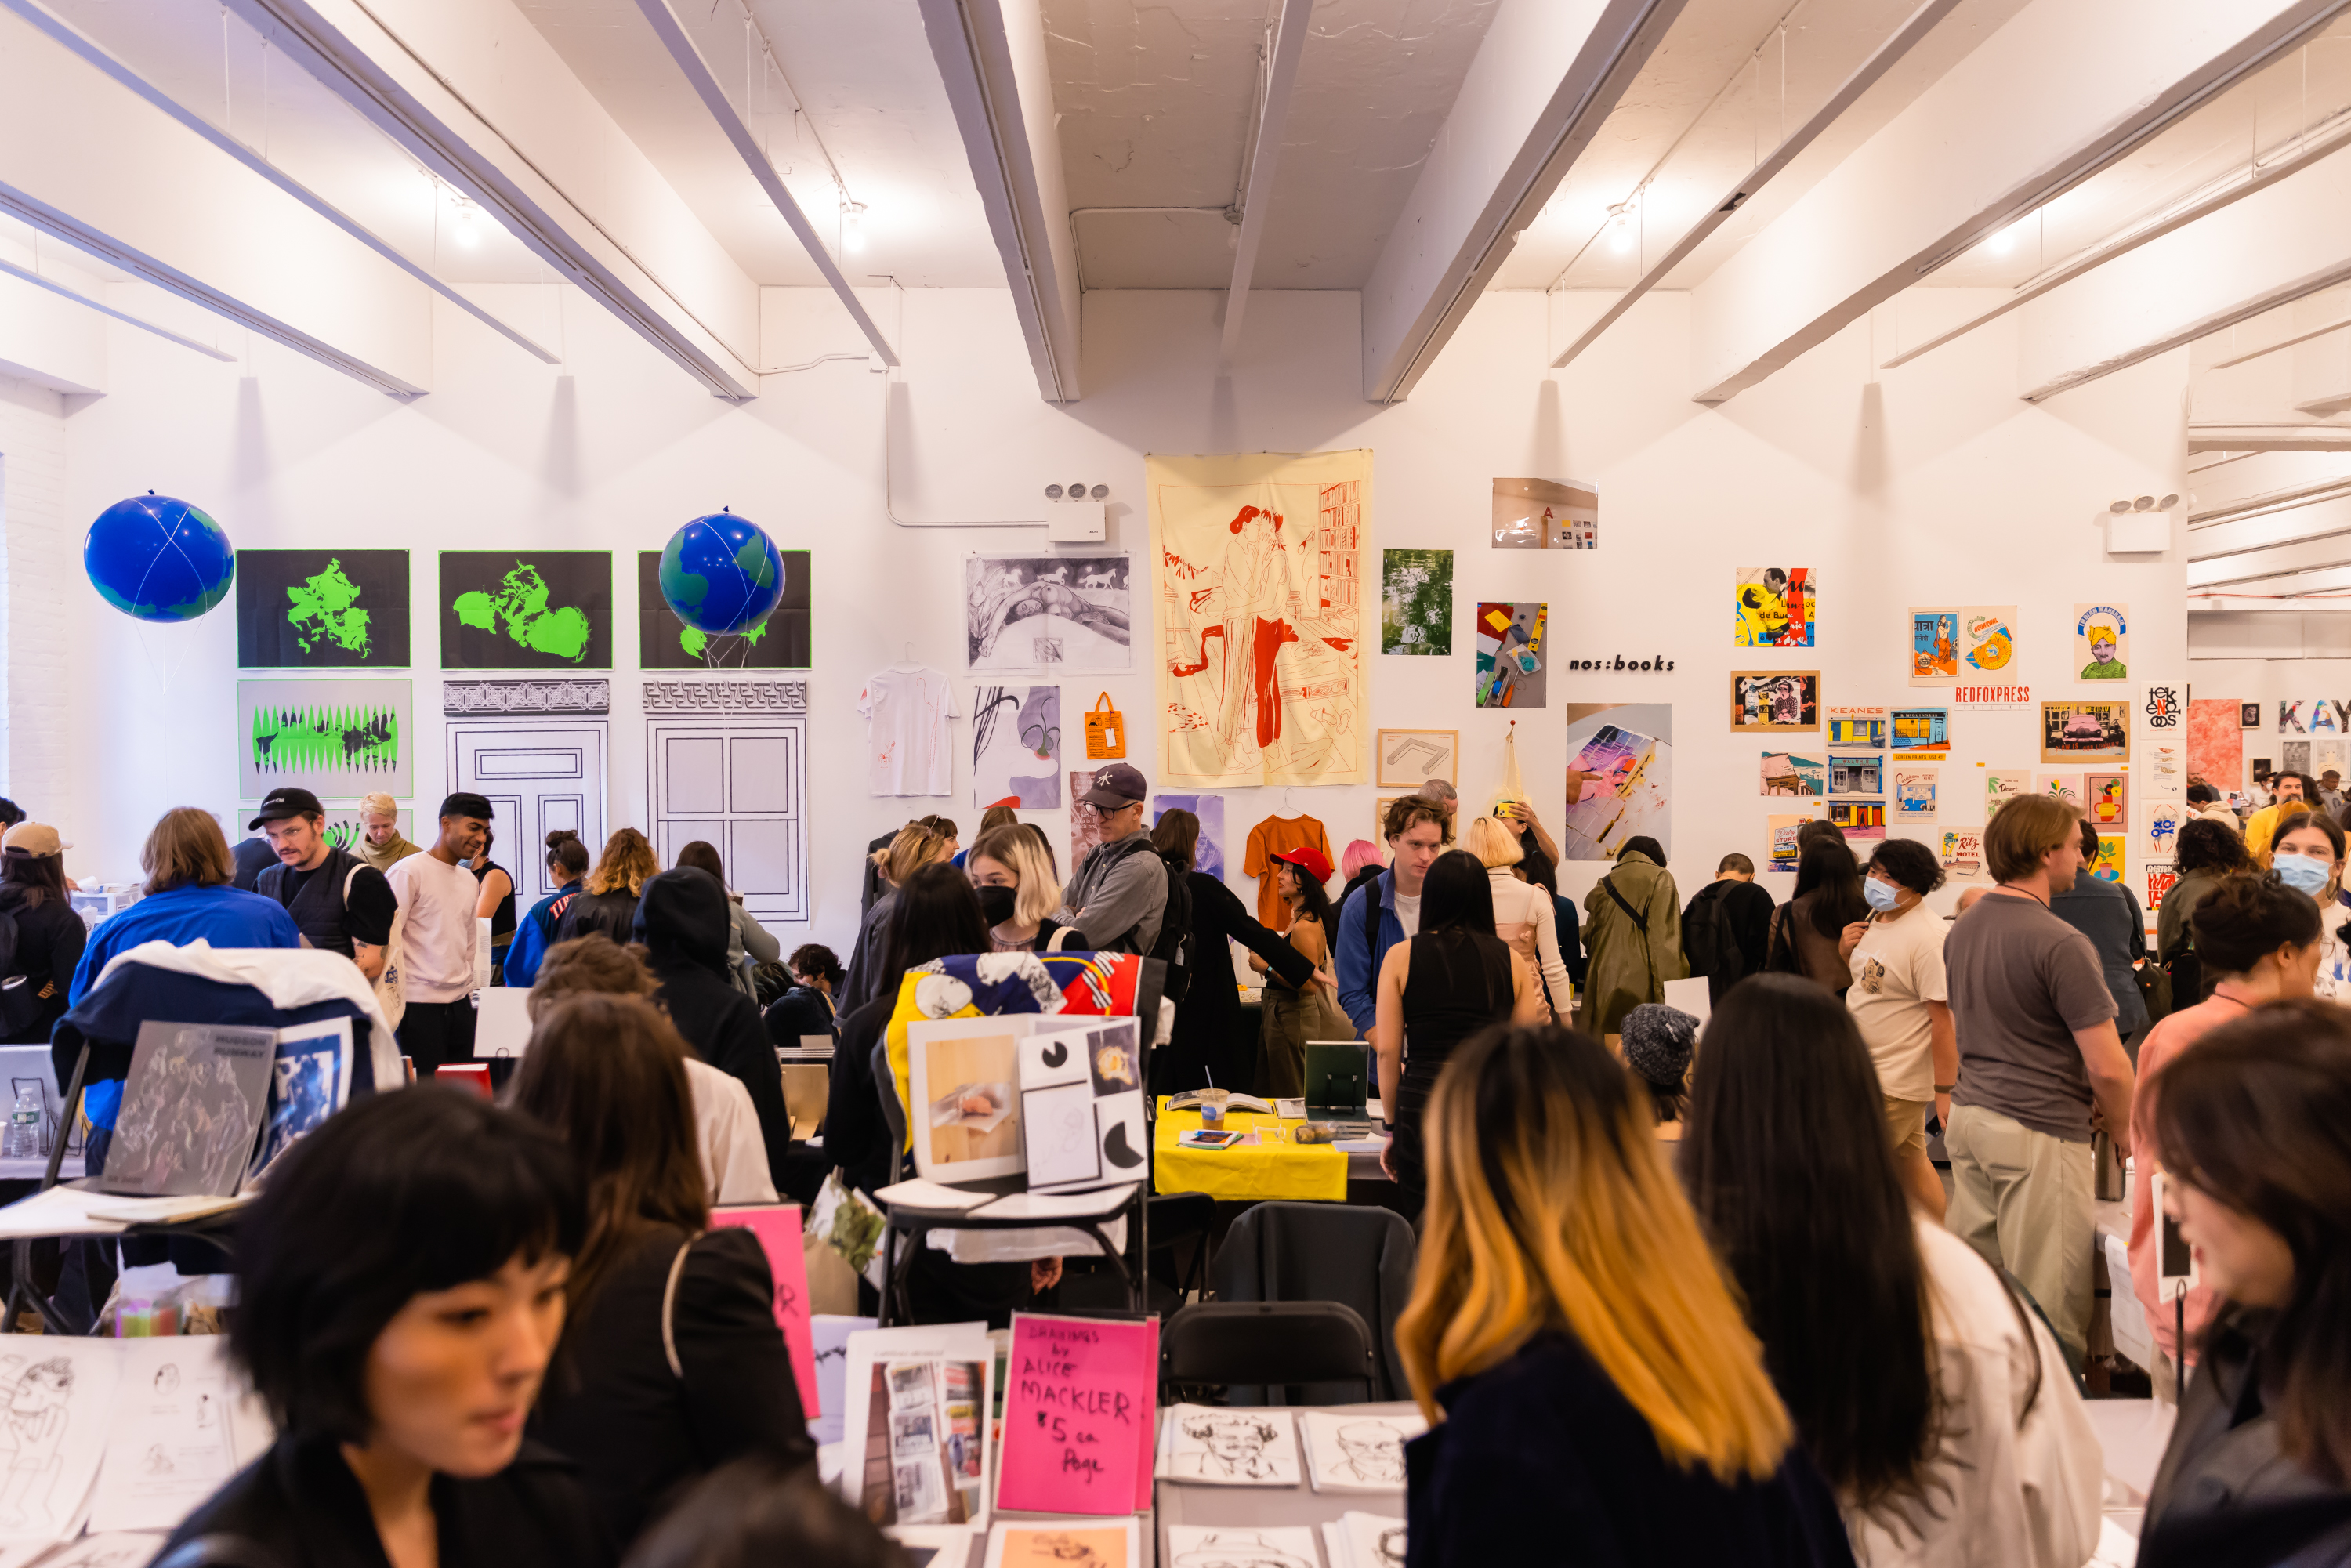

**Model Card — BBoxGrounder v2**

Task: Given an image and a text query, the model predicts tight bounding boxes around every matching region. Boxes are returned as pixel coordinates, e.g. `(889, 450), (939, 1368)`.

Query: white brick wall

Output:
(0, 376), (73, 817)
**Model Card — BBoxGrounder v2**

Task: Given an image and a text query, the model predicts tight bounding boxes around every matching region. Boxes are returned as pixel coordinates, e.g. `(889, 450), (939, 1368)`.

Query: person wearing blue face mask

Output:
(1838, 838), (1955, 1220)
(2266, 809), (2351, 1004)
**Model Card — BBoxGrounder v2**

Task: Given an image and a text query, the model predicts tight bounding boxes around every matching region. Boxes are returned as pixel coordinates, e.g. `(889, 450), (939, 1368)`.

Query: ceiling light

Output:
(1983, 219), (2028, 257)
(453, 199), (480, 248)
(840, 201), (868, 254)
(1607, 202), (1634, 255)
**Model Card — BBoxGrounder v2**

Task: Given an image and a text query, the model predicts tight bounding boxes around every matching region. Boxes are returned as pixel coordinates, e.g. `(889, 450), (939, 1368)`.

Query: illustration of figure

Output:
(141, 1443), (172, 1475)
(969, 562), (1132, 664)
(2081, 622), (2127, 679)
(1375, 1526), (1407, 1567)
(1020, 1534), (1106, 1565)
(1213, 506), (1302, 765)
(1332, 1421), (1407, 1485)
(1770, 679), (1806, 726)
(1734, 570), (1789, 646)
(0, 1357), (74, 1528)
(151, 1365), (179, 1396)
(1174, 1411), (1286, 1480)
(1172, 1531), (1317, 1568)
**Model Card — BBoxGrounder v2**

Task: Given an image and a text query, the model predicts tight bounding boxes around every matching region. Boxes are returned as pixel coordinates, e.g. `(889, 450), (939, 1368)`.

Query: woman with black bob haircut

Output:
(161, 1088), (608, 1568)
(2158, 817), (2255, 1006)
(1683, 974), (2102, 1566)
(1768, 835), (1867, 994)
(2140, 1001), (2351, 1566)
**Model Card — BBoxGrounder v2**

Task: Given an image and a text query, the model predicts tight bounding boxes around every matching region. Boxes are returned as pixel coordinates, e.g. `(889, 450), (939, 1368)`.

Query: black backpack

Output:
(1679, 883), (1747, 1001)
(1082, 836), (1194, 1003)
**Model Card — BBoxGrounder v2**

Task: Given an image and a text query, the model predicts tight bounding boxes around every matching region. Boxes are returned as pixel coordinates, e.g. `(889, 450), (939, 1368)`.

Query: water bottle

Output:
(2, 1085), (41, 1160)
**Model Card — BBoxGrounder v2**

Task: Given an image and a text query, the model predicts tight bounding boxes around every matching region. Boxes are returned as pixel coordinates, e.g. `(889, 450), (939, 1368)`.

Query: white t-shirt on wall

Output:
(858, 664), (960, 796)
(385, 853), (482, 1004)
(1845, 898), (1949, 1103)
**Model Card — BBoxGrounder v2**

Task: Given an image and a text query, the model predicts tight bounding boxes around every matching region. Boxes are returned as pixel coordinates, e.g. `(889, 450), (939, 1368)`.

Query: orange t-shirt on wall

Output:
(1244, 814), (1332, 929)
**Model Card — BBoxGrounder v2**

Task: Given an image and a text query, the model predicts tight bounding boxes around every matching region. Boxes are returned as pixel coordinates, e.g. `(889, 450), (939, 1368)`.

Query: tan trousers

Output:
(1946, 1103), (2094, 1360)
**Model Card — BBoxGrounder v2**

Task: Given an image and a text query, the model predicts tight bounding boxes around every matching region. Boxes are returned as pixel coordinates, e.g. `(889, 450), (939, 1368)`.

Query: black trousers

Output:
(397, 999), (476, 1077)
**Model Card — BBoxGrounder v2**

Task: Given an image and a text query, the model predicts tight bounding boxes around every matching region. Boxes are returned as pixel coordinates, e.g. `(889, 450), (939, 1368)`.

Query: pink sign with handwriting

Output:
(710, 1204), (819, 1417)
(997, 1312), (1157, 1515)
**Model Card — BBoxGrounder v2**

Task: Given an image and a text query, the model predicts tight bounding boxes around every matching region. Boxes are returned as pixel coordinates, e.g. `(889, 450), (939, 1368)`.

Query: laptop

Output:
(1302, 1041), (1371, 1120)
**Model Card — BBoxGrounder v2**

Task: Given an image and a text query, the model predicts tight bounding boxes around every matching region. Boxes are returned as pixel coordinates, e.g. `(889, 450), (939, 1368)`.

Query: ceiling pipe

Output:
(0, 253), (237, 362)
(1218, 0), (1315, 368)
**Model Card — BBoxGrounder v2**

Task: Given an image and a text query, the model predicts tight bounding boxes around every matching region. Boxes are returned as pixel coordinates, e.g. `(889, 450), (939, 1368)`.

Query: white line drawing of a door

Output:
(648, 718), (807, 922)
(445, 723), (608, 902)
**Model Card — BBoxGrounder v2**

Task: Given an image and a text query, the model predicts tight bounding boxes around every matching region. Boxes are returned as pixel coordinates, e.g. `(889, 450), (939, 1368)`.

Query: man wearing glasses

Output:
(1056, 762), (1169, 954)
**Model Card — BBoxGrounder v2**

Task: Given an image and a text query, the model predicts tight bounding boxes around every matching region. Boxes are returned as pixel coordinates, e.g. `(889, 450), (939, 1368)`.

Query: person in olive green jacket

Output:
(1580, 838), (1687, 1040)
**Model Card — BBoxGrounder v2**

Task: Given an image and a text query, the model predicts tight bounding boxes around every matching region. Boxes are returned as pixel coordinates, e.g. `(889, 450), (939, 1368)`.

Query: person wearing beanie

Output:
(1621, 1003), (1697, 1137)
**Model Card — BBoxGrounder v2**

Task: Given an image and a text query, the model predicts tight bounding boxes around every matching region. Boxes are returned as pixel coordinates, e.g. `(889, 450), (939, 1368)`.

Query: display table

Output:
(1154, 1100), (1350, 1204)
(1154, 1399), (1414, 1559)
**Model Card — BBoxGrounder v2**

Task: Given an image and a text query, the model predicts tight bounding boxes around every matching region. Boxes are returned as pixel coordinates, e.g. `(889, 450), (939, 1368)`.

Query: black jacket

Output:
(531, 1224), (813, 1548)
(825, 994), (898, 1199)
(1406, 1331), (1854, 1568)
(1160, 872), (1313, 1094)
(0, 885), (83, 1045)
(633, 870), (792, 1189)
(554, 889), (640, 948)
(763, 985), (838, 1049)
(158, 1432), (614, 1568)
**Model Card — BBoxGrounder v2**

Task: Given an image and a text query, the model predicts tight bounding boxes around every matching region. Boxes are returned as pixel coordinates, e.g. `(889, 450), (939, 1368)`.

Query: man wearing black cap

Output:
(250, 788), (397, 982)
(1055, 762), (1169, 954)
(384, 792), (493, 1074)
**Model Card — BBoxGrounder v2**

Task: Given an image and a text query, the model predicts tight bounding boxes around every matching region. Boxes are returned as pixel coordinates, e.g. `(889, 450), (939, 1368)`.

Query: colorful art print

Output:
(1150, 795), (1226, 880)
(1733, 567), (1816, 648)
(973, 686), (1061, 809)
(2147, 864), (2179, 912)
(1893, 769), (1938, 822)
(2142, 683), (2183, 730)
(2084, 771), (2128, 831)
(636, 549), (810, 669)
(1987, 771), (2030, 816)
(1147, 449), (1367, 786)
(2143, 801), (2184, 864)
(1759, 753), (1826, 797)
(1911, 608), (1960, 685)
(2090, 832), (2126, 884)
(237, 679), (415, 799)
(1560, 704), (1672, 863)
(2038, 773), (2085, 808)
(2277, 698), (2351, 735)
(1940, 829), (1986, 881)
(1731, 672), (1820, 732)
(1829, 755), (1882, 796)
(1375, 729), (1458, 788)
(1767, 814), (1810, 871)
(439, 552), (610, 669)
(2241, 702), (2263, 729)
(2041, 701), (2130, 762)
(2074, 603), (2129, 681)
(1961, 607), (2016, 675)
(236, 549), (411, 668)
(2191, 699), (2247, 795)
(1491, 477), (1598, 549)
(1473, 602), (1547, 708)
(1889, 708), (1949, 759)
(1379, 549), (1452, 654)
(1830, 800), (1886, 841)
(1828, 707), (1887, 748)
(2146, 738), (2185, 800)
(966, 554), (1132, 673)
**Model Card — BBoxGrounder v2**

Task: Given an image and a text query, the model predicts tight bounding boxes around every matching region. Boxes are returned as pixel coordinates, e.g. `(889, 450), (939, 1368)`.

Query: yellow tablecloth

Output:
(1153, 1098), (1348, 1203)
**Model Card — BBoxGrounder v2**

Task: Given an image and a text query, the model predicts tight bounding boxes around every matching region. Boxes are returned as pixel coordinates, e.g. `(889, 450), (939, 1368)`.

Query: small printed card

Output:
(1155, 1403), (1300, 1487)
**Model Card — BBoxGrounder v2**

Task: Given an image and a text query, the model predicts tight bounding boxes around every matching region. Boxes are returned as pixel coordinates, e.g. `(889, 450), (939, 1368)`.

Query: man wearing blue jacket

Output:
(1333, 797), (1451, 1035)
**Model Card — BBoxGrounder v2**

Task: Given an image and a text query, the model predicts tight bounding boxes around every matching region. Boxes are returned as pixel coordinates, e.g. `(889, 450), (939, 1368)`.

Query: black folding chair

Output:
(1160, 1300), (1379, 1405)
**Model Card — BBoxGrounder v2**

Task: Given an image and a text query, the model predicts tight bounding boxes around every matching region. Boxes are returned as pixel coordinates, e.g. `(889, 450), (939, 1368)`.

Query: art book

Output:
(996, 1313), (1156, 1515)
(985, 1519), (1139, 1568)
(1157, 1403), (1301, 1486)
(248, 1018), (353, 1184)
(1016, 1019), (1147, 1194)
(102, 1023), (276, 1198)
(1299, 1408), (1425, 1494)
(841, 1325), (994, 1529)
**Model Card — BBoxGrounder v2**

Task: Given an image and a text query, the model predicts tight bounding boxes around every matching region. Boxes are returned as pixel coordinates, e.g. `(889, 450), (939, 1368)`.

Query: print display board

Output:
(237, 679), (414, 800)
(1147, 448), (1368, 787)
(966, 554), (1132, 672)
(636, 549), (810, 668)
(236, 549), (410, 668)
(440, 552), (611, 669)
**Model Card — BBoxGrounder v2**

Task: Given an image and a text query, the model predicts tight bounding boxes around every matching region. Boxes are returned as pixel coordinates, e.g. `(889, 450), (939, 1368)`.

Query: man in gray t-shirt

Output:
(1943, 794), (2135, 1360)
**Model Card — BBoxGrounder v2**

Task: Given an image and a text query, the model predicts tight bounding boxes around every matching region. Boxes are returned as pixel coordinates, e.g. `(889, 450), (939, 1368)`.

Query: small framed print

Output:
(1731, 671), (1820, 732)
(2241, 701), (2263, 730)
(1375, 729), (1459, 789)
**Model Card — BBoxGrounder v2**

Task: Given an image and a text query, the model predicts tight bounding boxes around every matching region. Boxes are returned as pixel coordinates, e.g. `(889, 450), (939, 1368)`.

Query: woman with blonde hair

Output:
(1397, 1023), (1852, 1564)
(965, 824), (1065, 952)
(838, 822), (951, 1012)
(556, 827), (659, 947)
(1462, 814), (1575, 1021)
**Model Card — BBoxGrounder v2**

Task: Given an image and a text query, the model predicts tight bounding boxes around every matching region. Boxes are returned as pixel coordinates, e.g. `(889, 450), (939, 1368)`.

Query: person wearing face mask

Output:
(2049, 814), (2152, 1056)
(2125, 874), (2320, 1402)
(963, 825), (1066, 953)
(2264, 809), (2351, 1004)
(1837, 838), (1955, 1220)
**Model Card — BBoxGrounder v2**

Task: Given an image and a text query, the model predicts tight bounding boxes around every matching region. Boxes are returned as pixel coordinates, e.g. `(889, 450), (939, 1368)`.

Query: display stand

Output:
(875, 1177), (1147, 1327)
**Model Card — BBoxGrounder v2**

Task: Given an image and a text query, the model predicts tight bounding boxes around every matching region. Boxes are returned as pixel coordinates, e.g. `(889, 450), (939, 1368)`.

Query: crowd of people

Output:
(0, 755), (2343, 1567)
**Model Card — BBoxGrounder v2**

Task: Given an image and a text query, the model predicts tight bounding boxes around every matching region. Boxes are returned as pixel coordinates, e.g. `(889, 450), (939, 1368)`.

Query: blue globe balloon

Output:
(85, 494), (234, 623)
(658, 512), (784, 636)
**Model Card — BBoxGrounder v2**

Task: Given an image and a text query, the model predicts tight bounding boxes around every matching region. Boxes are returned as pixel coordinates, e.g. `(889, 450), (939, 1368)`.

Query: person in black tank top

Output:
(1370, 849), (1541, 1219)
(471, 826), (518, 985)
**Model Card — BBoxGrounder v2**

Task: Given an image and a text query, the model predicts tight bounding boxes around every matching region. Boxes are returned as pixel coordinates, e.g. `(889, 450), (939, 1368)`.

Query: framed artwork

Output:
(1759, 753), (1825, 798)
(1731, 672), (1820, 732)
(636, 549), (810, 669)
(1375, 795), (1411, 846)
(2074, 603), (2129, 681)
(1380, 549), (1452, 654)
(439, 551), (611, 670)
(2241, 701), (2262, 729)
(966, 554), (1132, 673)
(1733, 567), (1815, 647)
(1910, 608), (1959, 685)
(237, 549), (410, 668)
(1375, 729), (1458, 788)
(2042, 700), (2131, 763)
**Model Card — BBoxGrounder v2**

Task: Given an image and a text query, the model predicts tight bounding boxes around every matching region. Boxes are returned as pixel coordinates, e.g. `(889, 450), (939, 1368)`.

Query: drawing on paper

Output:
(2075, 603), (2129, 680)
(1829, 801), (1885, 841)
(646, 680), (807, 922)
(1829, 755), (1882, 796)
(637, 549), (810, 669)
(1167, 1528), (1320, 1568)
(1893, 769), (1938, 822)
(2091, 833), (2126, 883)
(1731, 672), (1820, 732)
(1561, 704), (1672, 862)
(1380, 549), (1451, 654)
(1828, 707), (1886, 748)
(1300, 1409), (1425, 1492)
(1148, 449), (1367, 787)
(1987, 771), (2030, 817)
(2085, 771), (2128, 830)
(1890, 708), (1949, 759)
(1474, 602), (1547, 708)
(0, 1357), (74, 1531)
(1941, 830), (1985, 881)
(1768, 815), (1809, 871)
(1733, 567), (1815, 647)
(236, 549), (410, 668)
(1327, 1513), (1407, 1568)
(1491, 476), (1597, 549)
(440, 552), (610, 669)
(1168, 1408), (1299, 1483)
(1961, 607), (2016, 673)
(1150, 795), (1226, 879)
(972, 686), (1061, 809)
(1374, 730), (1458, 789)
(237, 679), (414, 800)
(996, 1526), (1132, 1568)
(1759, 754), (1825, 797)
(965, 554), (1132, 672)
(2144, 802), (2183, 863)
(1911, 608), (1959, 685)
(2042, 701), (2130, 762)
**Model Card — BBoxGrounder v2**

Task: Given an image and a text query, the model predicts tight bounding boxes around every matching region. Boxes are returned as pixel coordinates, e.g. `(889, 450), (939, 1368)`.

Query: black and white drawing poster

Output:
(236, 549), (411, 668)
(636, 549), (812, 670)
(0, 1339), (124, 1546)
(101, 1023), (276, 1197)
(965, 554), (1132, 672)
(439, 551), (613, 670)
(89, 1338), (249, 1533)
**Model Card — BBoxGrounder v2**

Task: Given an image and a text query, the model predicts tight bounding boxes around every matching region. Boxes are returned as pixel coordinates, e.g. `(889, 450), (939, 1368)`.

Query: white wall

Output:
(2190, 610), (2351, 788)
(0, 374), (74, 818)
(29, 279), (2187, 946)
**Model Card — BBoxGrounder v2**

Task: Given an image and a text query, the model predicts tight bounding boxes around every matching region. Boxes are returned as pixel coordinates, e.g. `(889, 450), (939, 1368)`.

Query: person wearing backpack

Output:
(1052, 763), (1172, 959)
(0, 824), (84, 1045)
(250, 788), (399, 983)
(1580, 837), (1687, 1039)
(1682, 853), (1777, 1005)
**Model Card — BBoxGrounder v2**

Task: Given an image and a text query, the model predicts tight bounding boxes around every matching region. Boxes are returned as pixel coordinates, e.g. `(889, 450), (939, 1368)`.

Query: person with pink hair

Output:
(1339, 839), (1386, 912)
